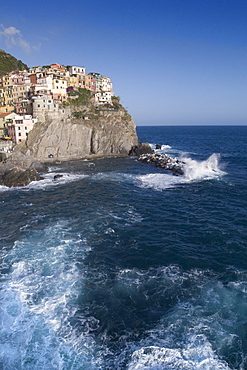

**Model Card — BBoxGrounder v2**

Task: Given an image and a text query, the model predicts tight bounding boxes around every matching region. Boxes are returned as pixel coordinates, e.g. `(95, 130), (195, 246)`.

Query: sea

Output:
(0, 125), (247, 370)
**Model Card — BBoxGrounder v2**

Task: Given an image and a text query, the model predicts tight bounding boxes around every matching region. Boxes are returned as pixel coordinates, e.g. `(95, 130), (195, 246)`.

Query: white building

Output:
(36, 76), (53, 90)
(102, 76), (113, 93)
(94, 91), (113, 105)
(69, 66), (86, 75)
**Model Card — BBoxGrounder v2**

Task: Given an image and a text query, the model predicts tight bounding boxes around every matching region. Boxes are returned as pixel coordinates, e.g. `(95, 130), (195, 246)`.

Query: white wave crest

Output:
(127, 343), (230, 369)
(149, 143), (172, 151)
(182, 153), (226, 181)
(0, 172), (88, 192)
(161, 144), (172, 150)
(136, 153), (226, 191)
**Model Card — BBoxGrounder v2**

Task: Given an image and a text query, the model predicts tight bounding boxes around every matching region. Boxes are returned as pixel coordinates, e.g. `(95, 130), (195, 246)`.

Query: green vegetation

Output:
(111, 96), (121, 109)
(0, 49), (28, 75)
(67, 88), (92, 107)
(71, 110), (87, 118)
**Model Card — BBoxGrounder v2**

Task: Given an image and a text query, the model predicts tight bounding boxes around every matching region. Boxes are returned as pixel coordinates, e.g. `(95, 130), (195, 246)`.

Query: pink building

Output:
(6, 115), (37, 144)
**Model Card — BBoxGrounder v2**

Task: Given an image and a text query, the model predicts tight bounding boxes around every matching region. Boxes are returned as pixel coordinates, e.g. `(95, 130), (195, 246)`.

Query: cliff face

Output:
(19, 105), (139, 162)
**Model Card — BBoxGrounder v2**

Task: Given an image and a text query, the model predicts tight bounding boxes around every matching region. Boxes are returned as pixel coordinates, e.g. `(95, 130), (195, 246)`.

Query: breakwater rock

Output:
(138, 153), (185, 175)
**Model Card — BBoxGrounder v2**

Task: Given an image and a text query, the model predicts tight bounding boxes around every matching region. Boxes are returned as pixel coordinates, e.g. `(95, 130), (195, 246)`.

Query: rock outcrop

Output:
(2, 94), (139, 186)
(0, 167), (42, 187)
(129, 142), (153, 156)
(0, 152), (47, 187)
(16, 105), (139, 162)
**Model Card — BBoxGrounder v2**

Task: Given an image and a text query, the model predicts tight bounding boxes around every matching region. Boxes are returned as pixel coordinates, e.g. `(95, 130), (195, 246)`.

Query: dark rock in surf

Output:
(0, 152), (47, 187)
(0, 167), (42, 187)
(53, 174), (63, 180)
(129, 142), (153, 156)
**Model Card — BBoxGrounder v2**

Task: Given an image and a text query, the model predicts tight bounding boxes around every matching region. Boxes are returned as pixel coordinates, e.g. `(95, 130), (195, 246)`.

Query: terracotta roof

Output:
(0, 112), (14, 118)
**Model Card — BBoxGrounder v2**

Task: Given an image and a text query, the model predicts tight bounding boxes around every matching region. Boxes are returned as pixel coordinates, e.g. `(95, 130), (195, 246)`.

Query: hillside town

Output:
(0, 63), (114, 153)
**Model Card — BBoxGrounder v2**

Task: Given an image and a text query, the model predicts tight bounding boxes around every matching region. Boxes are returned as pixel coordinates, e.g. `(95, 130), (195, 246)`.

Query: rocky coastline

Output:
(0, 141), (154, 187)
(0, 152), (48, 187)
(0, 142), (186, 187)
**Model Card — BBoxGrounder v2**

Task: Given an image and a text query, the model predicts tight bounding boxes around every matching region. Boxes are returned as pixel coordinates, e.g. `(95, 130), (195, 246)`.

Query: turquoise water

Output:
(0, 126), (247, 369)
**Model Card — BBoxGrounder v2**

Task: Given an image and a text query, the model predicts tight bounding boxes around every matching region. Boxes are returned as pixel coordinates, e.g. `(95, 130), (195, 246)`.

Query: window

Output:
(25, 127), (27, 130)
(18, 132), (21, 136)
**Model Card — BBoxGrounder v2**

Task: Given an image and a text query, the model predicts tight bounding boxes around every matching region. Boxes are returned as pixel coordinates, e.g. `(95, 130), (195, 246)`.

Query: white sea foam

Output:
(0, 221), (98, 368)
(136, 153), (226, 191)
(161, 144), (172, 150)
(0, 172), (88, 192)
(182, 153), (226, 181)
(149, 143), (172, 151)
(116, 265), (245, 369)
(127, 342), (230, 369)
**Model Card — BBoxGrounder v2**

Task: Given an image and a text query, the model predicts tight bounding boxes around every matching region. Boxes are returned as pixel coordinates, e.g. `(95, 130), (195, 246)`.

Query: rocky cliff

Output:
(17, 103), (139, 162)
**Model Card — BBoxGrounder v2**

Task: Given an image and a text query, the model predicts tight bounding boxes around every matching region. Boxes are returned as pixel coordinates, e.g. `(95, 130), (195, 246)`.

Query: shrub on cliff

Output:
(67, 88), (92, 107)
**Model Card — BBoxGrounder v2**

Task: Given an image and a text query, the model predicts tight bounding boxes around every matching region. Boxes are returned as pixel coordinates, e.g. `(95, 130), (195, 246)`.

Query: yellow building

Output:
(0, 86), (14, 113)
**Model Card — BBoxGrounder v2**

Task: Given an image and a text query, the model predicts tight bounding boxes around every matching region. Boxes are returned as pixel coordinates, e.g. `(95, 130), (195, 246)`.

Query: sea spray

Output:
(182, 153), (226, 181)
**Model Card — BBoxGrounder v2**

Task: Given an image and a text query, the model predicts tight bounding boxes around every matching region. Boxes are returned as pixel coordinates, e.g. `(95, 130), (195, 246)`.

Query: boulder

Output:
(129, 142), (153, 156)
(0, 167), (42, 187)
(53, 174), (63, 180)
(4, 152), (48, 173)
(0, 152), (47, 187)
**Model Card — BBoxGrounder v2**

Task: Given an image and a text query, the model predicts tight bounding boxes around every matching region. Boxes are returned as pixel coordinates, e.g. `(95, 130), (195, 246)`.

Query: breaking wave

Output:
(136, 153), (226, 191)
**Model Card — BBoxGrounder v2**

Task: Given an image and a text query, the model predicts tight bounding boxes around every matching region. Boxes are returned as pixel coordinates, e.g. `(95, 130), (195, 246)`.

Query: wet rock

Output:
(1, 152), (48, 173)
(138, 153), (185, 175)
(0, 152), (47, 187)
(53, 174), (63, 180)
(129, 142), (153, 156)
(0, 167), (42, 187)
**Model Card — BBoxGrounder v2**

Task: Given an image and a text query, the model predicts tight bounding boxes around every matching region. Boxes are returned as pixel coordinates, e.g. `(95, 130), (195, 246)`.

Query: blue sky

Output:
(0, 0), (246, 125)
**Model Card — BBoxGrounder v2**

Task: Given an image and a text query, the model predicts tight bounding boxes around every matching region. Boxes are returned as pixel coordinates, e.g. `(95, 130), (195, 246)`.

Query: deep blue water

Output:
(0, 125), (247, 369)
